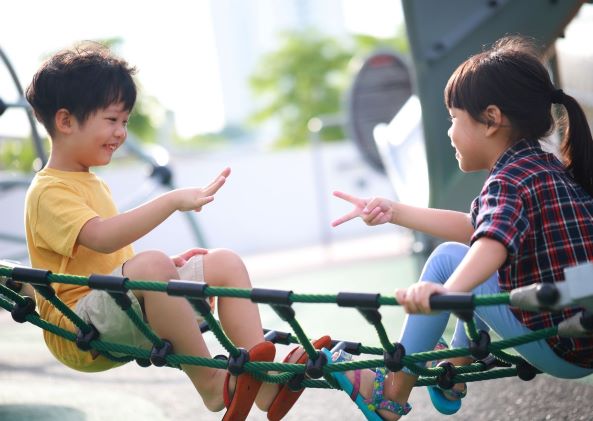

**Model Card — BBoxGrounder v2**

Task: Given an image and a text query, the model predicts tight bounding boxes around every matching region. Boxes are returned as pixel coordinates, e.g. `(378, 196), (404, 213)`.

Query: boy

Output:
(24, 42), (317, 420)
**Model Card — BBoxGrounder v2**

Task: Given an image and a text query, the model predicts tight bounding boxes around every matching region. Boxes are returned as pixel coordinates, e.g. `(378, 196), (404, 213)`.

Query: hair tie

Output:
(550, 89), (565, 105)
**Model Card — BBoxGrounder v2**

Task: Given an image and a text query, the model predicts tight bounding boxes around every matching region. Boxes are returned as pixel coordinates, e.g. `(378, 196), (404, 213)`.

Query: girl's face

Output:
(447, 108), (490, 172)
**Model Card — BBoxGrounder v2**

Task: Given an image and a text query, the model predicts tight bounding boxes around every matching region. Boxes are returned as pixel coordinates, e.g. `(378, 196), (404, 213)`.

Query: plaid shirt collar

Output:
(490, 138), (541, 176)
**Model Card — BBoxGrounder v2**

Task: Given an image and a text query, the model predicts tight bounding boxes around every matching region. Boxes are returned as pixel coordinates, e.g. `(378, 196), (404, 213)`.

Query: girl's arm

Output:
(332, 190), (473, 243)
(395, 237), (507, 313)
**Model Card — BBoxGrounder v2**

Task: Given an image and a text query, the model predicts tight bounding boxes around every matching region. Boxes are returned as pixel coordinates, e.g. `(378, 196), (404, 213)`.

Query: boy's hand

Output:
(331, 191), (394, 227)
(171, 248), (208, 267)
(174, 167), (231, 212)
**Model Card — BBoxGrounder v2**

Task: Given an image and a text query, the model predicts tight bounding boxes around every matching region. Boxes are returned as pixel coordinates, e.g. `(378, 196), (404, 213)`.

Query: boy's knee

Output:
(124, 250), (178, 281)
(206, 248), (245, 271)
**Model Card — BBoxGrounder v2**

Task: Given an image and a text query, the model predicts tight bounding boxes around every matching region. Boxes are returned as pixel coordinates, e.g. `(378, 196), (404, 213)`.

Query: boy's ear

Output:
(54, 108), (75, 134)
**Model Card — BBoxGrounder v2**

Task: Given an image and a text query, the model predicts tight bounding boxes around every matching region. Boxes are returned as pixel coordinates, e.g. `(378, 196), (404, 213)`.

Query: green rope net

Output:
(0, 265), (559, 392)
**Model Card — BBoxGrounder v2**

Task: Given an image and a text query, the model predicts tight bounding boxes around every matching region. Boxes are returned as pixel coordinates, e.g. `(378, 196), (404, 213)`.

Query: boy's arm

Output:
(78, 169), (229, 253)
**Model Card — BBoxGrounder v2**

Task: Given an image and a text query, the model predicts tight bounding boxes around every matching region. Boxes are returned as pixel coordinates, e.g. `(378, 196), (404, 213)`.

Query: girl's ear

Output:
(54, 108), (74, 134)
(484, 105), (503, 135)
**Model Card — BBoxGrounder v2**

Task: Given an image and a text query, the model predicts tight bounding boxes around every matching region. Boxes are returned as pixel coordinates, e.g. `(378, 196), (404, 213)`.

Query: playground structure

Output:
(1, 259), (592, 420)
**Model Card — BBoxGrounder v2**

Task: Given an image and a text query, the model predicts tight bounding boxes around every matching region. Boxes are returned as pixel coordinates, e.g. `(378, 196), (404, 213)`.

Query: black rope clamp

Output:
(190, 298), (212, 316)
(11, 267), (51, 286)
(329, 340), (361, 355)
(11, 296), (37, 323)
(109, 292), (133, 311)
(435, 361), (456, 390)
(227, 348), (250, 376)
(305, 350), (328, 379)
(88, 274), (128, 292)
(251, 288), (293, 306)
(5, 279), (23, 293)
(136, 358), (152, 368)
(271, 304), (296, 322)
(150, 340), (173, 367)
(287, 373), (306, 392)
(264, 329), (293, 345)
(516, 359), (538, 381)
(76, 324), (100, 351)
(383, 342), (406, 372)
(167, 280), (208, 298)
(469, 330), (491, 360)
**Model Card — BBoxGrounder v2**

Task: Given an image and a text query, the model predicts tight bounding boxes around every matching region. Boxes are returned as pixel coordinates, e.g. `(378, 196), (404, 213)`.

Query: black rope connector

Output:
(5, 279), (23, 293)
(383, 342), (406, 372)
(581, 311), (593, 332)
(11, 267), (51, 286)
(167, 280), (208, 298)
(109, 292), (133, 311)
(264, 329), (293, 345)
(305, 350), (328, 379)
(358, 308), (382, 325)
(337, 292), (380, 309)
(516, 359), (537, 381)
(150, 340), (173, 367)
(271, 304), (296, 322)
(435, 361), (456, 390)
(430, 293), (475, 322)
(469, 330), (491, 360)
(88, 274), (128, 292)
(287, 373), (306, 392)
(76, 324), (100, 351)
(189, 298), (212, 316)
(251, 288), (293, 305)
(227, 348), (249, 376)
(329, 340), (361, 355)
(136, 358), (152, 368)
(535, 283), (559, 309)
(11, 296), (37, 323)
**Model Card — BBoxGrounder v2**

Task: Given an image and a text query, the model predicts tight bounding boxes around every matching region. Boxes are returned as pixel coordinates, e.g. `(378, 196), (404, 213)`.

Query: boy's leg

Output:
(201, 249), (283, 410)
(124, 250), (227, 411)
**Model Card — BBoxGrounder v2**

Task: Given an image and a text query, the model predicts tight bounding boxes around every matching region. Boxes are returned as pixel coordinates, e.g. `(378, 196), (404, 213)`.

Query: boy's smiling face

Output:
(68, 102), (130, 171)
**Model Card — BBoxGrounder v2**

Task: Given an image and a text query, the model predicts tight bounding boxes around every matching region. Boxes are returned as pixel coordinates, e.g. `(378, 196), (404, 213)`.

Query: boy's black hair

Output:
(444, 35), (593, 196)
(26, 42), (137, 136)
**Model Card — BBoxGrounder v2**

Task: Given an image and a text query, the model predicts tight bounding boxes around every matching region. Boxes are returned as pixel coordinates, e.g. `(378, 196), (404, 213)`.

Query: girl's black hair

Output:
(444, 35), (593, 196)
(25, 42), (137, 136)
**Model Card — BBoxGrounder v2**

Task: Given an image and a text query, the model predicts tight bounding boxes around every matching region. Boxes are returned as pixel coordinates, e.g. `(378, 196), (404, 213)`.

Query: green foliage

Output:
(249, 28), (409, 148)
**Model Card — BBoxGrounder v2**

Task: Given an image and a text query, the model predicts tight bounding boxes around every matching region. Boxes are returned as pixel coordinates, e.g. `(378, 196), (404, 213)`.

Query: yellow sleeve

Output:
(31, 183), (98, 258)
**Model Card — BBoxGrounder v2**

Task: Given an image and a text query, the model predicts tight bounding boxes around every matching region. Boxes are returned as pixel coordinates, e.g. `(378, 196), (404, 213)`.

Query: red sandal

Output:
(267, 335), (332, 421)
(222, 341), (276, 421)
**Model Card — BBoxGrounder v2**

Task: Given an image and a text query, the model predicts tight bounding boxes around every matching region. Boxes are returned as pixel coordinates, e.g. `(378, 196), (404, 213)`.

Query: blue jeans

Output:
(398, 242), (593, 379)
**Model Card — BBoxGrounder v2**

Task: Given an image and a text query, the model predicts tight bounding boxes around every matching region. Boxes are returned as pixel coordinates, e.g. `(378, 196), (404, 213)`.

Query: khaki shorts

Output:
(75, 255), (205, 351)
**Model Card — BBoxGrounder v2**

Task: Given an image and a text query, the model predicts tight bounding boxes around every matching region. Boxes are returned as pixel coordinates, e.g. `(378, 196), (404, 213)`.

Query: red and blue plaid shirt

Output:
(470, 138), (593, 368)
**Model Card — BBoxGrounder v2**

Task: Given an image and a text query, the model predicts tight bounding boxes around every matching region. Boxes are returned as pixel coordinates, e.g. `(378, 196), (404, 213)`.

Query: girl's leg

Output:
(123, 250), (225, 411)
(471, 285), (593, 379)
(336, 242), (478, 419)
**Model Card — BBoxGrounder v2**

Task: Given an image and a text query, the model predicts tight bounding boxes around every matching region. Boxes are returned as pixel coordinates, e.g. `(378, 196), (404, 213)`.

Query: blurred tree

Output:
(249, 28), (409, 148)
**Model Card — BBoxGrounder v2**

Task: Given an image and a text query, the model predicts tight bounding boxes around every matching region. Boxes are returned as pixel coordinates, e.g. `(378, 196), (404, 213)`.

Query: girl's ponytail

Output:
(557, 91), (593, 196)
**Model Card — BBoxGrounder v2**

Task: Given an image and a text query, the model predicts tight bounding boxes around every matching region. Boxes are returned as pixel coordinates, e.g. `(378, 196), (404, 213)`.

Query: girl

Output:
(330, 35), (593, 420)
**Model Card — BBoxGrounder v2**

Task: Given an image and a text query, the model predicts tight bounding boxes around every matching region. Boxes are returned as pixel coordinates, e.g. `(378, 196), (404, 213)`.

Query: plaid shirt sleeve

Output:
(471, 178), (530, 259)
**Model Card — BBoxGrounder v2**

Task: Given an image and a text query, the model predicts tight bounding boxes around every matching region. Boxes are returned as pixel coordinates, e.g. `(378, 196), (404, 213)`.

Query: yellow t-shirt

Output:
(25, 167), (134, 372)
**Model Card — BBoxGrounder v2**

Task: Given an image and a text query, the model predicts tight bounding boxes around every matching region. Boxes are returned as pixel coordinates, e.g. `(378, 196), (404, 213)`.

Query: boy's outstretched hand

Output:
(331, 191), (394, 227)
(174, 167), (231, 212)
